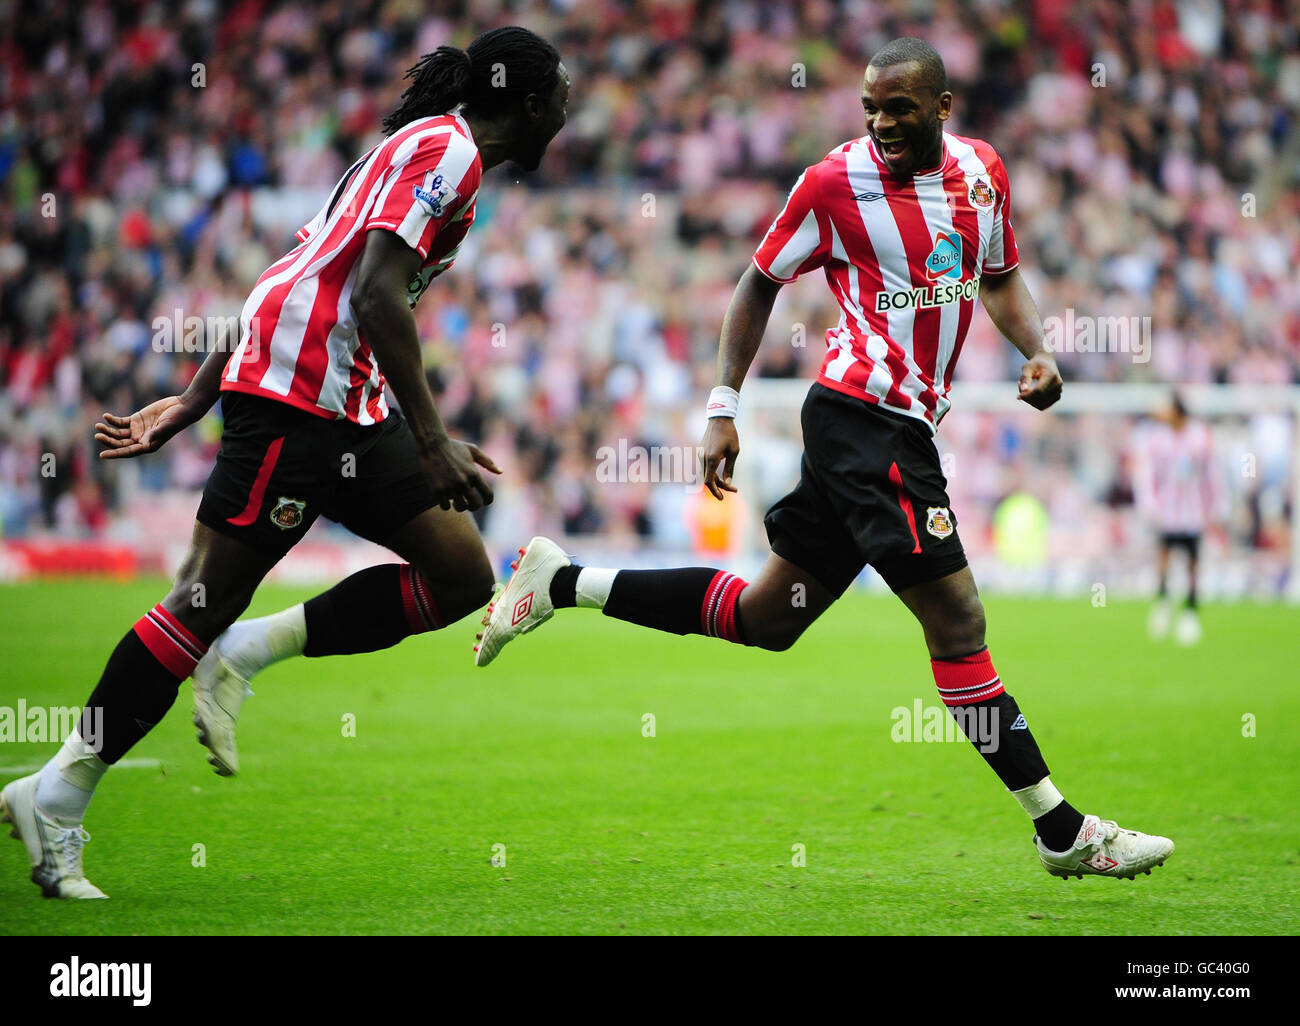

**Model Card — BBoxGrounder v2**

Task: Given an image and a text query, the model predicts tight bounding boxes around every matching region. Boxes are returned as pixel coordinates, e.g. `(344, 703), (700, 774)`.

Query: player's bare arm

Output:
(351, 227), (501, 512)
(979, 266), (1062, 411)
(702, 263), (783, 499)
(95, 333), (232, 459)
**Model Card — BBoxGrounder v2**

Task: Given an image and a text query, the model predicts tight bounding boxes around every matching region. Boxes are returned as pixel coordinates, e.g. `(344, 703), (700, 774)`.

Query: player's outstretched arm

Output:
(979, 267), (1062, 411)
(702, 264), (783, 499)
(95, 342), (229, 459)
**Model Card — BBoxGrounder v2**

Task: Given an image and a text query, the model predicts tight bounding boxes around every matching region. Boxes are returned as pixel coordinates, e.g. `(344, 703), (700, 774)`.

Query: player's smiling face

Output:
(862, 62), (951, 179)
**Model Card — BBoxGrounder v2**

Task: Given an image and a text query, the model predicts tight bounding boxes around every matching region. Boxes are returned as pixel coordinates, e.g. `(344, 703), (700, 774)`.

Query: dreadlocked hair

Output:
(382, 26), (561, 135)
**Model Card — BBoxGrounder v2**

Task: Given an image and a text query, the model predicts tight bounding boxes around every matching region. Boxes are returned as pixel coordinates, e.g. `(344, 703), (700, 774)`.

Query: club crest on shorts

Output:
(925, 506), (954, 540)
(269, 497), (306, 531)
(968, 177), (995, 209)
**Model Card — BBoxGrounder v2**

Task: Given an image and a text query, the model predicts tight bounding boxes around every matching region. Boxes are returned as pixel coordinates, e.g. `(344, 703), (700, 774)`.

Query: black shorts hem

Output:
(768, 531), (864, 598)
(1158, 532), (1201, 558)
(194, 505), (301, 556)
(872, 547), (970, 594)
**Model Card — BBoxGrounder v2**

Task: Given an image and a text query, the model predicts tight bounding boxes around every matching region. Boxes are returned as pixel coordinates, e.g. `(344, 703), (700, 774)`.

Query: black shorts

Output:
(1158, 532), (1201, 558)
(764, 382), (968, 596)
(196, 391), (437, 556)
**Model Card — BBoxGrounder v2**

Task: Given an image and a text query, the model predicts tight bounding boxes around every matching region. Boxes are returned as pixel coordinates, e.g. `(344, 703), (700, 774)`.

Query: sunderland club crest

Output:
(269, 497), (306, 530)
(968, 178), (995, 209)
(925, 506), (954, 540)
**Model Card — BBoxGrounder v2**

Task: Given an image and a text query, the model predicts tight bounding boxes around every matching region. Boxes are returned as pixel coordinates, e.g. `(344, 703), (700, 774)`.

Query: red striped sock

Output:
(930, 647), (1004, 706)
(132, 603), (208, 679)
(700, 571), (748, 644)
(303, 563), (444, 658)
(399, 564), (444, 633)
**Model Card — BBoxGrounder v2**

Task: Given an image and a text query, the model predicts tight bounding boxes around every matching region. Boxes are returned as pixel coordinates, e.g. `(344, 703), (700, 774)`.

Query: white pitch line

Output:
(0, 758), (162, 775)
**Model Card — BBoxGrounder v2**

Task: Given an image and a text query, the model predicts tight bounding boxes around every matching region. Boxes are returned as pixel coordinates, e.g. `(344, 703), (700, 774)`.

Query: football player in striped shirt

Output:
(477, 38), (1173, 882)
(1136, 392), (1220, 645)
(1, 27), (569, 898)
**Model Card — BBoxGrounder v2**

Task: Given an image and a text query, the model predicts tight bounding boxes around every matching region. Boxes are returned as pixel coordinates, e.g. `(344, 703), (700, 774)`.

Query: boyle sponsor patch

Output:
(925, 231), (962, 280)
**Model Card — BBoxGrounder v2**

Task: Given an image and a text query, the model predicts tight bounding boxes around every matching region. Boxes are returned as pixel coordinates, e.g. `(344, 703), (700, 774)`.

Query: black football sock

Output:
(81, 605), (209, 765)
(942, 691), (1051, 789)
(930, 648), (1083, 845)
(550, 564), (582, 608)
(303, 564), (442, 657)
(601, 567), (750, 643)
(1033, 799), (1086, 852)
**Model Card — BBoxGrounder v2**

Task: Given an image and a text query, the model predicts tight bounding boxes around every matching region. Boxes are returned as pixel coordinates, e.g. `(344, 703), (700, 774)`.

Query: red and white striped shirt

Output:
(222, 112), (481, 424)
(1135, 421), (1219, 534)
(752, 132), (1018, 432)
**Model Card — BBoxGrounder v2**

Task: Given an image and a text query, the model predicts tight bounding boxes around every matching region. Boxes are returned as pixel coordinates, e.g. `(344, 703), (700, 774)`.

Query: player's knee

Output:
(928, 595), (985, 658)
(469, 569), (495, 610)
(160, 577), (251, 642)
(749, 613), (807, 652)
(756, 631), (799, 652)
(738, 589), (813, 651)
(412, 560), (494, 615)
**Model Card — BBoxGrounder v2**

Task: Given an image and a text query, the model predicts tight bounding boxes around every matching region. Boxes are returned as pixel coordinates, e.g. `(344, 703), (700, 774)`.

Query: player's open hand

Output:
(701, 418), (741, 501)
(420, 438), (501, 512)
(95, 396), (200, 459)
(1017, 352), (1063, 411)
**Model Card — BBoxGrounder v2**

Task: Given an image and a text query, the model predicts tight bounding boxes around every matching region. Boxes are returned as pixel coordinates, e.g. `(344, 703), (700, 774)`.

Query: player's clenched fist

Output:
(700, 417), (740, 501)
(1017, 351), (1063, 410)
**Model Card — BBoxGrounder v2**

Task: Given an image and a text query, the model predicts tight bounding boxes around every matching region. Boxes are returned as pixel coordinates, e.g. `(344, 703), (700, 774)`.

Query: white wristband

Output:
(706, 386), (739, 419)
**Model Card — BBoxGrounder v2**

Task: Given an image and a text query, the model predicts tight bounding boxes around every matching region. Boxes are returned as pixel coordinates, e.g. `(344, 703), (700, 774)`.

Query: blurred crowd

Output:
(0, 0), (1295, 565)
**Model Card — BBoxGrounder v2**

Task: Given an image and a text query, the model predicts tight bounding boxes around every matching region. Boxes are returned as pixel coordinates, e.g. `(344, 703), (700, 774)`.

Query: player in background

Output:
(1136, 392), (1221, 645)
(1, 27), (570, 899)
(475, 38), (1174, 881)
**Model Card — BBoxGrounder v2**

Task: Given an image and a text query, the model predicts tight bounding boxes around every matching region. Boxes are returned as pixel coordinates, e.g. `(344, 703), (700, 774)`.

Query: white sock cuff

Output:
(265, 603), (308, 661)
(574, 568), (618, 609)
(1010, 776), (1064, 819)
(55, 728), (107, 792)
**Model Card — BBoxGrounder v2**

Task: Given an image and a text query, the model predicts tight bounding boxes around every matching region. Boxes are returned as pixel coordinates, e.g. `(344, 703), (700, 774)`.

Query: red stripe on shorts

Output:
(888, 460), (922, 554)
(227, 436), (285, 527)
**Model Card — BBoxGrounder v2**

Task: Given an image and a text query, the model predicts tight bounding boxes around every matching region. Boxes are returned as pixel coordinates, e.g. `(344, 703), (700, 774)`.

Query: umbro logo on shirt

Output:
(1010, 714), (1027, 730)
(854, 191), (885, 202)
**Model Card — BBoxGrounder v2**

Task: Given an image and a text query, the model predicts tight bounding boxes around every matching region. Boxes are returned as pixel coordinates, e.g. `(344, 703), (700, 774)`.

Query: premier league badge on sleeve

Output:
(926, 506), (954, 540)
(414, 171), (458, 218)
(269, 497), (307, 530)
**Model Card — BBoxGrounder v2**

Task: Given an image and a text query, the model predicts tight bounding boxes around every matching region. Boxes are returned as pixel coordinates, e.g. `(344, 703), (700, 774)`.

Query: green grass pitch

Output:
(0, 579), (1295, 935)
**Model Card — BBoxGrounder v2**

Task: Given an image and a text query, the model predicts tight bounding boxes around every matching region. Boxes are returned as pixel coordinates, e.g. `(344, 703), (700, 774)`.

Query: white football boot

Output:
(1, 772), (107, 899)
(1174, 609), (1202, 646)
(1036, 814), (1174, 880)
(1147, 600), (1171, 640)
(474, 537), (571, 667)
(192, 641), (252, 776)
